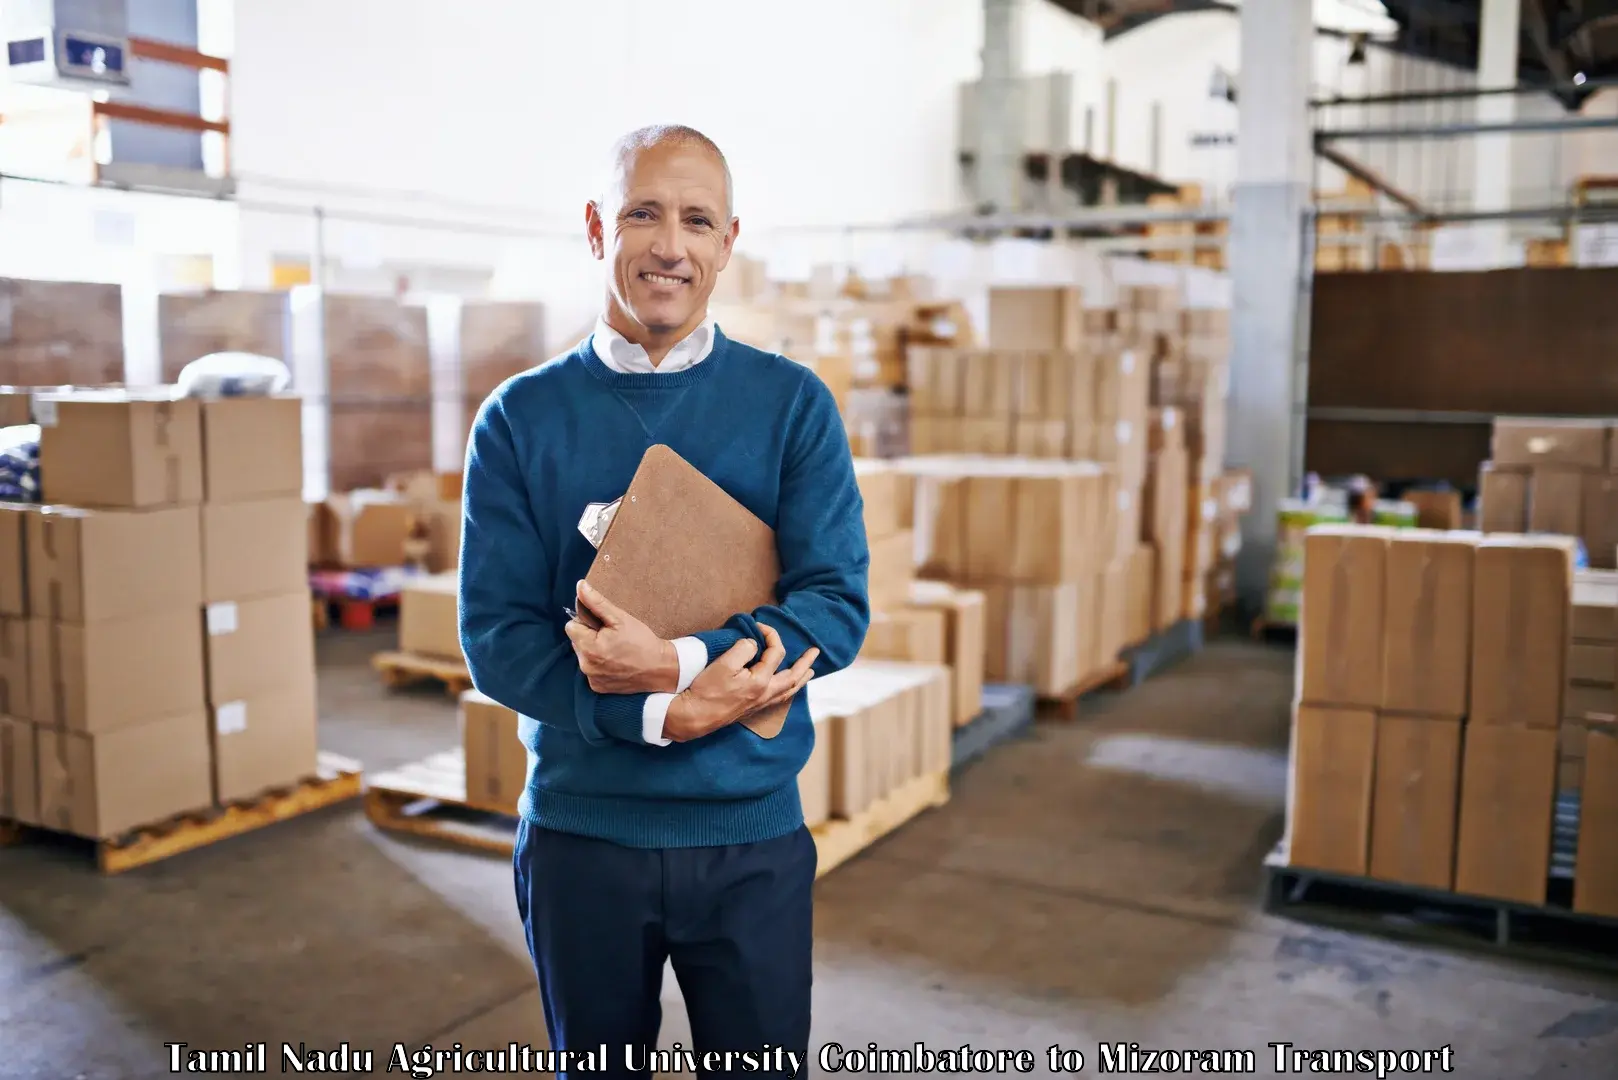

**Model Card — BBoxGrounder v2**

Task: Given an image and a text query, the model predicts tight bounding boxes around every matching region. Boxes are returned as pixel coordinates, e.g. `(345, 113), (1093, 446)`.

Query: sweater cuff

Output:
(694, 628), (748, 665)
(593, 692), (653, 744)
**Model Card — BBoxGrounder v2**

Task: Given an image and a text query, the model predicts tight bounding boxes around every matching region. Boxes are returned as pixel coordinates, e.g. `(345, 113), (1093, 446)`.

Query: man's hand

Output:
(563, 580), (680, 695)
(662, 623), (819, 743)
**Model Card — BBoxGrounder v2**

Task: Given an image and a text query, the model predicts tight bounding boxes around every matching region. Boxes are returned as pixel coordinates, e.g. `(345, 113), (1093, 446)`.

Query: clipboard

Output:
(573, 444), (793, 738)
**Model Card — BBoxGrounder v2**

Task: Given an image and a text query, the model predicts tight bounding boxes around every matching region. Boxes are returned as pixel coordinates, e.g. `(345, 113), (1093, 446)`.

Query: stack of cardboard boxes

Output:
(1287, 523), (1618, 913)
(1479, 416), (1618, 568)
(1144, 409), (1190, 632)
(0, 389), (316, 839)
(1563, 573), (1617, 793)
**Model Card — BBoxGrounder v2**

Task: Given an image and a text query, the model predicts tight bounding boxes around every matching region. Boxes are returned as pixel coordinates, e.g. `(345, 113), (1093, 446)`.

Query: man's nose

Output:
(648, 218), (686, 263)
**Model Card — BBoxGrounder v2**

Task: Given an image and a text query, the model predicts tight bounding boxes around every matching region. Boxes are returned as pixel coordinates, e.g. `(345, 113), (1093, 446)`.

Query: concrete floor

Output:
(3, 631), (1618, 1078)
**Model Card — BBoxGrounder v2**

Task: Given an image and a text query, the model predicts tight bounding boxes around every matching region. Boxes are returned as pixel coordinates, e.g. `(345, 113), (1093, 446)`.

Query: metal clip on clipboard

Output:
(565, 498), (623, 622)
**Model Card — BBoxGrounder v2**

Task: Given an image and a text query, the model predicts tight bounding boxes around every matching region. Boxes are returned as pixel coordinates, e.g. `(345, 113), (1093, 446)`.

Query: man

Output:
(458, 124), (870, 1079)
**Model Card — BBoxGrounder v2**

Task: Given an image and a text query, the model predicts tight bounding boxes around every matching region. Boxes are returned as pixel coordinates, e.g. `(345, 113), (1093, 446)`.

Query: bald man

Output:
(458, 124), (871, 1078)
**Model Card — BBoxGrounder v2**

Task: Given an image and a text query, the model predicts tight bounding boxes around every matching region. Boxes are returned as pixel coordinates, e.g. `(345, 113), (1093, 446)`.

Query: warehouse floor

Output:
(3, 635), (1617, 1078)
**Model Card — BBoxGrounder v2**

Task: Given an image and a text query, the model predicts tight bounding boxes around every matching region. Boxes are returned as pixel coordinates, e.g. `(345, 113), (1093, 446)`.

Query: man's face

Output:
(588, 141), (737, 337)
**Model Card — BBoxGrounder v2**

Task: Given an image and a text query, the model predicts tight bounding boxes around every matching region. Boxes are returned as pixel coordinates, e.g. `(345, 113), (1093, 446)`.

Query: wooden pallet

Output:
(372, 650), (471, 697)
(1, 752), (364, 874)
(365, 748), (950, 878)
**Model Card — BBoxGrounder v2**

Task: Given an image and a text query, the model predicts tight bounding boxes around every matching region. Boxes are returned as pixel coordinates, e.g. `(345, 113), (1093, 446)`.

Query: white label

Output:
(1119, 488), (1133, 511)
(1203, 497), (1219, 522)
(32, 397), (57, 427)
(205, 601), (239, 636)
(1164, 411), (1178, 430)
(1116, 420), (1132, 445)
(216, 701), (248, 736)
(1120, 351), (1135, 376)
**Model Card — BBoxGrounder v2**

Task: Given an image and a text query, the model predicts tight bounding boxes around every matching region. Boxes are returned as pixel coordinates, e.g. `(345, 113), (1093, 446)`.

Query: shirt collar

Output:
(591, 315), (716, 375)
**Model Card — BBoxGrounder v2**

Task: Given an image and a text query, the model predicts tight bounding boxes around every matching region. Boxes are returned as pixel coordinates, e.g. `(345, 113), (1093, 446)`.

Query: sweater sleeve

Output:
(458, 393), (649, 746)
(691, 371), (872, 679)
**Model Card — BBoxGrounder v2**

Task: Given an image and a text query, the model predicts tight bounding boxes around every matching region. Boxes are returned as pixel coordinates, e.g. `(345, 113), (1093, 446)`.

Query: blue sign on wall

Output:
(6, 38), (48, 66)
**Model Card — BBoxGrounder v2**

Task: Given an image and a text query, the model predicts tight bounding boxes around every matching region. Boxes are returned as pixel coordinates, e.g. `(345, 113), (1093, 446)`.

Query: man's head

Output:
(587, 124), (738, 345)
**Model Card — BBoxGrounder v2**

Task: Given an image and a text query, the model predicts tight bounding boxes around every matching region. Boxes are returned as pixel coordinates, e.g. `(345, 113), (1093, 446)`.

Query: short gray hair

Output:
(602, 124), (735, 221)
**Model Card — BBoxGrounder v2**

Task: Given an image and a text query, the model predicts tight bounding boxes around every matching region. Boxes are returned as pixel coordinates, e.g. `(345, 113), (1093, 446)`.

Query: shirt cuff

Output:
(642, 693), (675, 746)
(672, 636), (706, 693)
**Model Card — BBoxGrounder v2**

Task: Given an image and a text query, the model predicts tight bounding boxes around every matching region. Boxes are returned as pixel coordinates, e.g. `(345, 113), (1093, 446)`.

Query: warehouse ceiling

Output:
(1056, 0), (1618, 109)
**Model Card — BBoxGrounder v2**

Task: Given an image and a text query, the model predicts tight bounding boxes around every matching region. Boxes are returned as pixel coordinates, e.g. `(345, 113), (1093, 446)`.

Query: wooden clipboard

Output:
(575, 444), (792, 738)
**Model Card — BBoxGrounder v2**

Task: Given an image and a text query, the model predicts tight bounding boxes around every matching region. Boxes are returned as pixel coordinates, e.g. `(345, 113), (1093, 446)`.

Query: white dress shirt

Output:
(590, 315), (717, 746)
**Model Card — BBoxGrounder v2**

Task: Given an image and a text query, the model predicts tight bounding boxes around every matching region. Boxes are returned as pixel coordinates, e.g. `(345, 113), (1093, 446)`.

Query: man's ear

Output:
(714, 217), (740, 273)
(585, 201), (606, 261)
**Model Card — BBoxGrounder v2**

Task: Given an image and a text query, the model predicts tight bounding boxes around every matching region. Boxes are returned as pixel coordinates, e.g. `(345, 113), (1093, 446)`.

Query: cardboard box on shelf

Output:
(1566, 682), (1618, 720)
(312, 494), (417, 569)
(853, 459), (906, 541)
(35, 712), (214, 839)
(867, 529), (915, 612)
(28, 609), (207, 732)
(210, 676), (320, 804)
(1561, 721), (1588, 792)
(1568, 642), (1616, 684)
(400, 573), (461, 660)
(1572, 571), (1618, 641)
(1368, 714), (1462, 890)
(1471, 536), (1576, 729)
(1453, 723), (1559, 906)
(907, 581), (986, 726)
(808, 660), (952, 818)
(1380, 531), (1475, 718)
(1286, 704), (1376, 876)
(1528, 468), (1584, 536)
(980, 582), (1082, 697)
(1492, 417), (1609, 470)
(0, 616), (27, 718)
(1584, 474), (1618, 569)
(199, 396), (303, 503)
(1478, 465), (1529, 533)
(27, 506), (203, 624)
(201, 497), (308, 603)
(0, 715), (39, 825)
(1098, 557), (1130, 670)
(461, 690), (526, 816)
(0, 503), (26, 617)
(1298, 526), (1391, 710)
(861, 606), (948, 666)
(35, 391), (204, 508)
(202, 591), (317, 705)
(1125, 544), (1156, 646)
(1574, 724), (1618, 917)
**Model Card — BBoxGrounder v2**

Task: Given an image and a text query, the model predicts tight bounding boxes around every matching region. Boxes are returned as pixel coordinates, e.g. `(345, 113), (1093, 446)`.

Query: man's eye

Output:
(689, 218), (711, 228)
(629, 209), (652, 220)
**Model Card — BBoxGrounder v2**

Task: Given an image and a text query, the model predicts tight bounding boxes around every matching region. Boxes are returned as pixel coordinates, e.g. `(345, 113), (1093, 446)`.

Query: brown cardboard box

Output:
(35, 713), (213, 839)
(1405, 490), (1464, 531)
(201, 497), (308, 603)
(907, 581), (986, 726)
(986, 287), (1083, 350)
(1126, 544), (1156, 645)
(460, 689), (526, 815)
(203, 591), (316, 705)
(799, 714), (832, 828)
(1143, 444), (1188, 545)
(0, 616), (27, 718)
(200, 396), (303, 502)
(1565, 682), (1618, 720)
(1529, 468), (1584, 537)
(27, 506), (202, 623)
(1574, 724), (1618, 917)
(210, 676), (319, 804)
(861, 607), (948, 665)
(1298, 526), (1390, 710)
(868, 529), (915, 612)
(1286, 704), (1376, 875)
(1112, 485), (1140, 564)
(1568, 642), (1617, 684)
(1380, 531), (1475, 718)
(1478, 465), (1529, 533)
(1572, 571), (1618, 641)
(28, 611), (207, 732)
(400, 573), (461, 660)
(0, 502), (26, 617)
(35, 392), (204, 508)
(1368, 714), (1462, 890)
(1583, 474), (1618, 570)
(1098, 557), (1130, 669)
(853, 459), (905, 541)
(1453, 723), (1558, 905)
(0, 715), (38, 825)
(1493, 417), (1609, 470)
(1561, 721), (1588, 792)
(981, 583), (1081, 696)
(316, 494), (416, 568)
(1471, 536), (1575, 728)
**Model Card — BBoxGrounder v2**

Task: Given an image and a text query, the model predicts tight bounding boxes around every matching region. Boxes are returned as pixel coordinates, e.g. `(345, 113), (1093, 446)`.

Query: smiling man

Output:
(457, 125), (871, 1079)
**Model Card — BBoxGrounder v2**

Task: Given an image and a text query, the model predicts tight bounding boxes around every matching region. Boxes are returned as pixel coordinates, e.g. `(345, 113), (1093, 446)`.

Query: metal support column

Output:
(977, 0), (1024, 214)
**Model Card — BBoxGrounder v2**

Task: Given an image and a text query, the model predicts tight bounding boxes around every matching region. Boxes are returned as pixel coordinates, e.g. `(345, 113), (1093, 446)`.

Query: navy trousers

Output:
(513, 819), (816, 1080)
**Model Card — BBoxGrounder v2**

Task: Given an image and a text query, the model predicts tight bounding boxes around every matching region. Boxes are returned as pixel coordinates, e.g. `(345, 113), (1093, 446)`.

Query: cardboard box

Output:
(1380, 531), (1474, 718)
(210, 677), (319, 804)
(0, 616), (27, 718)
(1298, 526), (1390, 710)
(35, 713), (213, 839)
(1568, 642), (1617, 685)
(314, 494), (416, 568)
(1565, 682), (1618, 720)
(799, 714), (832, 828)
(1368, 714), (1462, 890)
(1561, 721), (1588, 792)
(200, 396), (303, 502)
(400, 573), (461, 660)
(201, 497), (308, 603)
(28, 610), (207, 732)
(1492, 417), (1608, 470)
(203, 591), (317, 705)
(35, 392), (204, 508)
(1529, 468), (1584, 537)
(1574, 724), (1618, 917)
(27, 506), (203, 623)
(0, 502), (26, 616)
(861, 606), (948, 666)
(1478, 465), (1529, 533)
(981, 582), (1081, 696)
(1286, 704), (1376, 875)
(460, 690), (526, 816)
(1404, 489), (1464, 531)
(986, 287), (1083, 350)
(1572, 571), (1618, 641)
(868, 528), (915, 612)
(0, 715), (38, 825)
(1098, 557), (1130, 671)
(907, 581), (985, 727)
(853, 459), (906, 542)
(1453, 723), (1558, 905)
(1583, 474), (1618, 570)
(1471, 536), (1575, 728)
